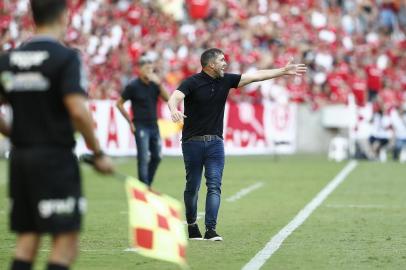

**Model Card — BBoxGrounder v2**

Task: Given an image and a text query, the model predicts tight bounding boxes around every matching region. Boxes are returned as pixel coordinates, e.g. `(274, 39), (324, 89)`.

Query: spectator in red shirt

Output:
(1, 0), (405, 107)
(365, 53), (383, 102)
(379, 79), (399, 109)
(187, 0), (210, 20)
(326, 69), (345, 101)
(349, 68), (368, 106)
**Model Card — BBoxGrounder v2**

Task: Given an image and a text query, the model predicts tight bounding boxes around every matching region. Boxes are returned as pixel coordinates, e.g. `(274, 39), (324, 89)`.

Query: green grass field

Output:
(1, 155), (406, 270)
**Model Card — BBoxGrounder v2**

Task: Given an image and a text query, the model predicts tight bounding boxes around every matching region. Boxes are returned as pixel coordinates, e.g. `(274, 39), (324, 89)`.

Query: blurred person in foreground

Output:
(116, 57), (170, 187)
(168, 48), (307, 241)
(0, 1), (114, 270)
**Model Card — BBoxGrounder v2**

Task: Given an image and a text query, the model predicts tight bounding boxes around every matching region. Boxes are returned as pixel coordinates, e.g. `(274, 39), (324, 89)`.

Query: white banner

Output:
(75, 100), (297, 156)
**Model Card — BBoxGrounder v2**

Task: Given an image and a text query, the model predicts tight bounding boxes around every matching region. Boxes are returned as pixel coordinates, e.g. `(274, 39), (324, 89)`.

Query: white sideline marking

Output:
(326, 204), (385, 209)
(226, 182), (264, 203)
(242, 161), (358, 270)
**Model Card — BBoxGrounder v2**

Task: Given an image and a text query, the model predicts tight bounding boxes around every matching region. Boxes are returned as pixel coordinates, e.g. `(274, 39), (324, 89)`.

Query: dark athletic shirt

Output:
(0, 36), (87, 148)
(177, 71), (241, 140)
(121, 78), (160, 125)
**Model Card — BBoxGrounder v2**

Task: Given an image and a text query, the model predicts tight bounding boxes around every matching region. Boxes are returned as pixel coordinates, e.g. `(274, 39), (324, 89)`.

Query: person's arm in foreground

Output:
(64, 93), (114, 174)
(0, 115), (10, 137)
(238, 59), (307, 88)
(168, 90), (186, 123)
(0, 98), (10, 137)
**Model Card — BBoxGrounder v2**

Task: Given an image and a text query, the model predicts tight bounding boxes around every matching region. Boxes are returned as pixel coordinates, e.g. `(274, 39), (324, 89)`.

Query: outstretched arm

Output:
(238, 59), (307, 88)
(168, 90), (186, 123)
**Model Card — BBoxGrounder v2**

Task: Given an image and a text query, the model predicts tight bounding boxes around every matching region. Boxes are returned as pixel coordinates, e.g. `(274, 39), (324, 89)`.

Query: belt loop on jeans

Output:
(187, 135), (220, 142)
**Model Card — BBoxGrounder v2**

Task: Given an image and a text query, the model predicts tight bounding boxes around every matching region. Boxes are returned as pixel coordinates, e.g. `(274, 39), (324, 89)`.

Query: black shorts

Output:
(369, 136), (389, 147)
(9, 147), (85, 234)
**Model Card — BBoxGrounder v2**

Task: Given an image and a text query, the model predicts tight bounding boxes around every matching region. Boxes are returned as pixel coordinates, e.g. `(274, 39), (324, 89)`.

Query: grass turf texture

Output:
(0, 155), (405, 270)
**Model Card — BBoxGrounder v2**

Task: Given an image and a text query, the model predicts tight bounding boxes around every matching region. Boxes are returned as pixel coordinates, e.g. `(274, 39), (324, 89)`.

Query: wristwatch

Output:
(94, 150), (105, 159)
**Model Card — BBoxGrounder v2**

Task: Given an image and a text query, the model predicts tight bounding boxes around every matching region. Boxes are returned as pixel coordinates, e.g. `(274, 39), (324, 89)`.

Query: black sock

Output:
(10, 259), (32, 270)
(46, 263), (69, 270)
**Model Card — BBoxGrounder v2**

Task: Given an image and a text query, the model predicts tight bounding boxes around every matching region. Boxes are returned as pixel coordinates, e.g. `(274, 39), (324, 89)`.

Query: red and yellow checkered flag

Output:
(125, 177), (188, 268)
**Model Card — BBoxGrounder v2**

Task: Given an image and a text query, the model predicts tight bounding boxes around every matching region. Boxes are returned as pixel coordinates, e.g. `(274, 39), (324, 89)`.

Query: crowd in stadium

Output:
(1, 0), (405, 107)
(1, 0), (406, 160)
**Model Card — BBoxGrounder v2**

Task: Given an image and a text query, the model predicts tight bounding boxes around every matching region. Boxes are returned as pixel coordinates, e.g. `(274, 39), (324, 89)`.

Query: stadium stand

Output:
(1, 0), (405, 107)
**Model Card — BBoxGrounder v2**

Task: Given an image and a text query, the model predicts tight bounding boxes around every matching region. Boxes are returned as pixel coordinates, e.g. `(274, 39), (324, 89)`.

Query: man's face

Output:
(210, 54), (227, 78)
(139, 63), (154, 79)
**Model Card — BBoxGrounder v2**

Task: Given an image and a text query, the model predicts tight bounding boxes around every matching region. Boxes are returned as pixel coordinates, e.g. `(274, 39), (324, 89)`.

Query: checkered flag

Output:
(126, 177), (188, 269)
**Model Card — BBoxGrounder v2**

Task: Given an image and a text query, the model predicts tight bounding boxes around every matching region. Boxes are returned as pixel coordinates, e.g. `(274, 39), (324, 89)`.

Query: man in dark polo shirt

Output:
(168, 48), (307, 241)
(0, 1), (114, 269)
(116, 57), (169, 186)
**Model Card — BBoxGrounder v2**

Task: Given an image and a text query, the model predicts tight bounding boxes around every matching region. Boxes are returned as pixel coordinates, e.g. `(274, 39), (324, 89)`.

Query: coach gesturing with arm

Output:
(168, 48), (306, 242)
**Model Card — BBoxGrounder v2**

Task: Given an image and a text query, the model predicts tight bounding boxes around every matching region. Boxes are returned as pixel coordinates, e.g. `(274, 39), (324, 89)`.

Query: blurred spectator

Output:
(365, 51), (383, 102)
(399, 0), (406, 28)
(378, 0), (399, 33)
(390, 106), (406, 160)
(352, 105), (375, 160)
(356, 0), (379, 33)
(349, 68), (368, 107)
(187, 0), (210, 19)
(369, 102), (392, 160)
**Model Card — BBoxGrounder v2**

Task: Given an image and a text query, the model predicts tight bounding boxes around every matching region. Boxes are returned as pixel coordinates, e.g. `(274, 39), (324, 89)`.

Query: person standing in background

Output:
(116, 57), (169, 186)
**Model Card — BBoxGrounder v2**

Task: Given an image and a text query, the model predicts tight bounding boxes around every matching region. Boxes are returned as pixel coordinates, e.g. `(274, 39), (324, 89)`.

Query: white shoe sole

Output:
(189, 237), (203, 240)
(204, 236), (223, 241)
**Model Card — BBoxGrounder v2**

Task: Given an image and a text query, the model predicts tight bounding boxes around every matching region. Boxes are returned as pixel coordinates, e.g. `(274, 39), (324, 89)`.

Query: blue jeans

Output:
(182, 137), (225, 230)
(135, 123), (162, 186)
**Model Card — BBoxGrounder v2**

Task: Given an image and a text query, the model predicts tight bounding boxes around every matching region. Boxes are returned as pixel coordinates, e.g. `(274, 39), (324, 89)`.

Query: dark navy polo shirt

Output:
(177, 71), (241, 140)
(0, 37), (87, 148)
(121, 78), (160, 125)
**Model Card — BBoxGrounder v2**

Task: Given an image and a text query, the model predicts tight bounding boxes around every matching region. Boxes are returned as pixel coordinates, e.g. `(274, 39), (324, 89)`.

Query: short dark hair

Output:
(30, 0), (67, 26)
(200, 48), (224, 67)
(138, 56), (153, 67)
